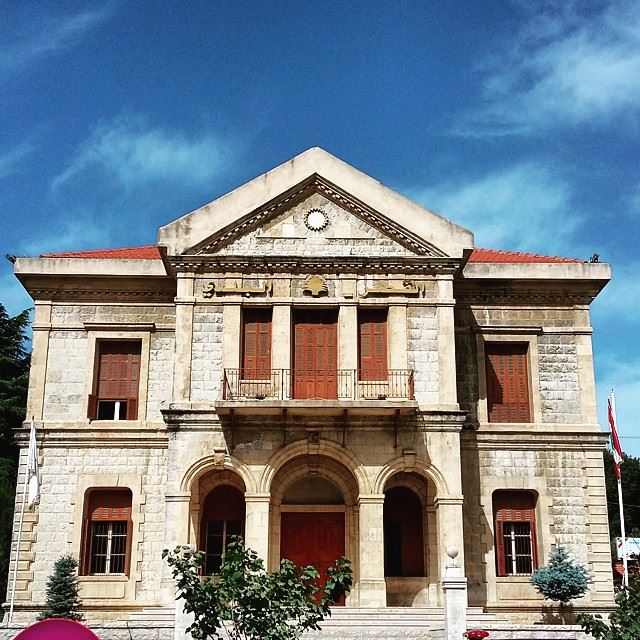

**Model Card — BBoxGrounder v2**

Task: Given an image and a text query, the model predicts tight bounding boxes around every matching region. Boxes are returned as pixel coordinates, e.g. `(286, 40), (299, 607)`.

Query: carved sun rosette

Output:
(303, 274), (329, 297)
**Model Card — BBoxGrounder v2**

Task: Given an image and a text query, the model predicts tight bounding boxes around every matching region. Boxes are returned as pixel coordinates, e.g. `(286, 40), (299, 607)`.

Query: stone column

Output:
(357, 494), (386, 607)
(161, 494), (192, 605)
(173, 272), (195, 401)
(436, 275), (458, 410)
(441, 547), (468, 640)
(222, 303), (242, 370)
(272, 304), (291, 397)
(244, 492), (270, 563)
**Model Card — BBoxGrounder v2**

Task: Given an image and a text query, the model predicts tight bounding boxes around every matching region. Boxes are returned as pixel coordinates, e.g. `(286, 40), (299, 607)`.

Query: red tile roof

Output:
(39, 245), (580, 264)
(468, 248), (582, 264)
(42, 246), (163, 260)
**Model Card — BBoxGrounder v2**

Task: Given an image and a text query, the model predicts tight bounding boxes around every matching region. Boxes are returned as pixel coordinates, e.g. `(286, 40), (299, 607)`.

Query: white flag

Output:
(27, 419), (39, 508)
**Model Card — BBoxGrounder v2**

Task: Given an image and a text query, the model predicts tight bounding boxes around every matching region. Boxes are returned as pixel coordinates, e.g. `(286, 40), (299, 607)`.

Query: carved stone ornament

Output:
(202, 279), (272, 298)
(303, 274), (328, 297)
(362, 279), (426, 298)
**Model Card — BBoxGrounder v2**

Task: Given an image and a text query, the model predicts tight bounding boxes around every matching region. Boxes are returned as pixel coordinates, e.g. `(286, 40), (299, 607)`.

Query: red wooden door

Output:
(280, 512), (345, 604)
(293, 310), (338, 399)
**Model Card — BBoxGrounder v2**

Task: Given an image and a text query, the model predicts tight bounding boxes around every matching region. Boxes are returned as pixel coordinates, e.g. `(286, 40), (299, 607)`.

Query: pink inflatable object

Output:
(13, 618), (100, 640)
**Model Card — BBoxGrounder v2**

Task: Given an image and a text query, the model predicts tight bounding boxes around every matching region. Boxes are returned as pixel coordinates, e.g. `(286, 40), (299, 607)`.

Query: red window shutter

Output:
(493, 490), (537, 576)
(96, 341), (141, 401)
(242, 309), (271, 379)
(80, 517), (91, 575)
(87, 394), (98, 420)
(495, 519), (506, 576)
(125, 518), (133, 576)
(127, 397), (138, 421)
(359, 309), (387, 381)
(485, 344), (531, 423)
(88, 489), (132, 521)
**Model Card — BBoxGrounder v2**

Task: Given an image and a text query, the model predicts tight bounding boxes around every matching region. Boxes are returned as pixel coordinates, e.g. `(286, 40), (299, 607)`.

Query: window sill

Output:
(79, 574), (130, 582)
(495, 575), (534, 582)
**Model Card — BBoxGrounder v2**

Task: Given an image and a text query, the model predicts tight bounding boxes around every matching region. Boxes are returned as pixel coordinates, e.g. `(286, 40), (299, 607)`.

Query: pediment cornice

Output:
(188, 175), (446, 257)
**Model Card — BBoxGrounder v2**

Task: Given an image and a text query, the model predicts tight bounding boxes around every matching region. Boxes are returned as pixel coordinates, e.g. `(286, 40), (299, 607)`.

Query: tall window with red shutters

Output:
(88, 341), (141, 421)
(493, 490), (538, 576)
(241, 308), (272, 379)
(485, 343), (531, 423)
(358, 309), (388, 381)
(81, 488), (133, 575)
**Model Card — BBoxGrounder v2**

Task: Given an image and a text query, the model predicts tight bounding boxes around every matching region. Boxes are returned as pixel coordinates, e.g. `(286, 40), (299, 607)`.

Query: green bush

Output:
(163, 537), (352, 640)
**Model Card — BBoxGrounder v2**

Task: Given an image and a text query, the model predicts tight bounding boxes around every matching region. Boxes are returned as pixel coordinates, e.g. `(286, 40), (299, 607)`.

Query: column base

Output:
(356, 579), (387, 607)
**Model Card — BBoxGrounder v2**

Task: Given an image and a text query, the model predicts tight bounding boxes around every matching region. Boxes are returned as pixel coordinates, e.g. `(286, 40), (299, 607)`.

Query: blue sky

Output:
(0, 1), (638, 454)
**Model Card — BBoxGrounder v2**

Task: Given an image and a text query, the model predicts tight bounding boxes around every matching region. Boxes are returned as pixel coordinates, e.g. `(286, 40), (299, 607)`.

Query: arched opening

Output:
(198, 484), (245, 575)
(384, 486), (424, 577)
(270, 455), (359, 605)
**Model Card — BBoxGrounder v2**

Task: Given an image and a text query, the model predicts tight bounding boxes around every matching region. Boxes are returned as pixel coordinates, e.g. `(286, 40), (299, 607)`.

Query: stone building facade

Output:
(6, 148), (614, 627)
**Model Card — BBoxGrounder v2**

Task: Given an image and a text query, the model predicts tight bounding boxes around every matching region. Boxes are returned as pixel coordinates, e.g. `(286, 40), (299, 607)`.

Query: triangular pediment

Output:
(192, 177), (440, 258)
(158, 148), (474, 258)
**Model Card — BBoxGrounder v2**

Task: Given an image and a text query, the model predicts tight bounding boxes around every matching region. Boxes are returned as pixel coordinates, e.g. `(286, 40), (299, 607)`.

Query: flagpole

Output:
(7, 445), (29, 626)
(609, 392), (629, 588)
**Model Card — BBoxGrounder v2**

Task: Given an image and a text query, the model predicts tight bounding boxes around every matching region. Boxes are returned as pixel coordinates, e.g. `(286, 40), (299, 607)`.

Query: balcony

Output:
(216, 369), (416, 417)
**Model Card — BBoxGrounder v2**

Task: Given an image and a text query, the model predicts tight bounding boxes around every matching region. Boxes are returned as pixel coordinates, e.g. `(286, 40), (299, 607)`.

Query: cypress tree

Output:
(37, 555), (83, 621)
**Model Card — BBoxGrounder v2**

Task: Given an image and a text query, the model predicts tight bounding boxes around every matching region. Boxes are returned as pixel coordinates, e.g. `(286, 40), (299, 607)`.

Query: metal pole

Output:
(7, 451), (29, 625)
(617, 476), (629, 587)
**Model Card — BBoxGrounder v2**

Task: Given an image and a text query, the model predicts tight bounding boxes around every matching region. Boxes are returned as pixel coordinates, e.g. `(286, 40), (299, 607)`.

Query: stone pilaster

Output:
(173, 273), (195, 401)
(244, 493), (270, 563)
(436, 276), (458, 410)
(357, 494), (386, 607)
(388, 304), (408, 370)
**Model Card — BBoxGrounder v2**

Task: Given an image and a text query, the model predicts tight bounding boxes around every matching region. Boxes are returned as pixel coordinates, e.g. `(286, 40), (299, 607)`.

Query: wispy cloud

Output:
(411, 161), (582, 255)
(0, 6), (112, 78)
(18, 219), (113, 257)
(52, 116), (229, 191)
(456, 1), (640, 136)
(0, 141), (33, 178)
(592, 260), (640, 323)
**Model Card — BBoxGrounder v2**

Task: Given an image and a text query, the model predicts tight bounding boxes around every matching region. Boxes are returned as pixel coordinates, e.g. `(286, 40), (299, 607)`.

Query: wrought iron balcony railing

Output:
(222, 369), (415, 401)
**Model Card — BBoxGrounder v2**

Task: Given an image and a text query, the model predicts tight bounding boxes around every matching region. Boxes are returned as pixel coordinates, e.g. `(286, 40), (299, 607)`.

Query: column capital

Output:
(358, 493), (385, 505)
(434, 495), (464, 507)
(244, 492), (271, 502)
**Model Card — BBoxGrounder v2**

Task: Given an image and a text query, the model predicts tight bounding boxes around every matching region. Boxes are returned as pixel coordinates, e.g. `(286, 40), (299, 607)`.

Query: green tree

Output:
(37, 555), (83, 621)
(578, 576), (640, 640)
(0, 303), (30, 602)
(163, 537), (352, 640)
(531, 546), (590, 621)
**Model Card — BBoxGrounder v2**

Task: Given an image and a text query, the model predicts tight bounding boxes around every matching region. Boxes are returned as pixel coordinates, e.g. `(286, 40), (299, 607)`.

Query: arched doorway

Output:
(270, 455), (359, 605)
(383, 471), (436, 606)
(384, 486), (424, 577)
(191, 469), (247, 575)
(200, 485), (245, 574)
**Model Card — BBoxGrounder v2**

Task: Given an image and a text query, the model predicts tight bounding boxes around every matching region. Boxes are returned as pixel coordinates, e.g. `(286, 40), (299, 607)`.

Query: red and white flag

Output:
(608, 391), (624, 479)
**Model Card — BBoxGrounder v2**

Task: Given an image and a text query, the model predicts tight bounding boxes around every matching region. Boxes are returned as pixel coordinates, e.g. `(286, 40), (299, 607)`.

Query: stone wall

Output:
(21, 444), (168, 609)
(190, 305), (223, 401)
(406, 307), (439, 405)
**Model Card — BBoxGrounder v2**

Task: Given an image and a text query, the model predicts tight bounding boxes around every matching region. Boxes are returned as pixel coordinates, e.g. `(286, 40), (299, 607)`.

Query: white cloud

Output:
(0, 6), (111, 78)
(0, 141), (33, 178)
(456, 1), (640, 136)
(411, 161), (582, 255)
(592, 260), (640, 322)
(19, 219), (112, 257)
(52, 117), (228, 191)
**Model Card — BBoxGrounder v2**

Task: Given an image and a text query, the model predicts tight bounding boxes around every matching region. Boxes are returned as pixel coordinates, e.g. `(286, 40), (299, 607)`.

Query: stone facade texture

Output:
(5, 149), (615, 634)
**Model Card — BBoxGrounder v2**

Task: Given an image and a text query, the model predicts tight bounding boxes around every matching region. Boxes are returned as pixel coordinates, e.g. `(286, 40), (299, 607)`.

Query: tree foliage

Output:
(579, 576), (640, 640)
(531, 546), (590, 605)
(37, 554), (83, 621)
(0, 302), (30, 603)
(163, 537), (353, 640)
